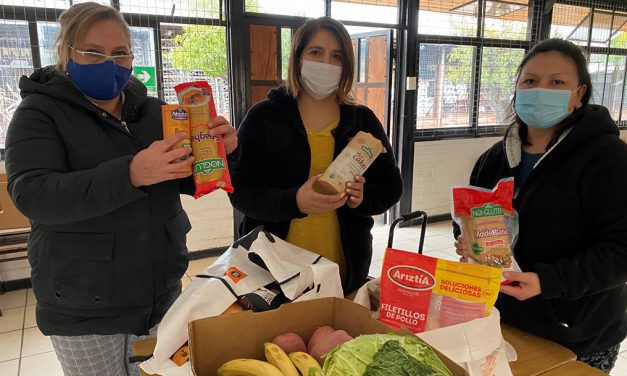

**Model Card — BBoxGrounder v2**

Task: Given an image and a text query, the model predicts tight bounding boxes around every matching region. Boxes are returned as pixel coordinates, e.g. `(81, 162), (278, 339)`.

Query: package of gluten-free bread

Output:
(313, 131), (386, 195)
(174, 81), (233, 198)
(452, 178), (521, 284)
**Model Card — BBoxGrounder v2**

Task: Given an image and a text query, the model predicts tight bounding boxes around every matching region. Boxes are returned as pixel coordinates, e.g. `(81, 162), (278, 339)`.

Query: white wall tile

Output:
(412, 137), (501, 216)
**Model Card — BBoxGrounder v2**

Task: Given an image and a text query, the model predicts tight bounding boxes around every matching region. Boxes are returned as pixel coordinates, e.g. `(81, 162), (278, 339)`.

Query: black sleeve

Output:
(228, 105), (305, 223)
(348, 107), (403, 217)
(536, 139), (627, 300)
(5, 101), (146, 226)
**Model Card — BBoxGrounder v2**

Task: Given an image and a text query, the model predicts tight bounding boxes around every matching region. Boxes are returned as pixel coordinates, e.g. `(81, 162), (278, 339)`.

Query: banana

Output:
(288, 351), (322, 376)
(217, 358), (284, 376)
(264, 342), (300, 376)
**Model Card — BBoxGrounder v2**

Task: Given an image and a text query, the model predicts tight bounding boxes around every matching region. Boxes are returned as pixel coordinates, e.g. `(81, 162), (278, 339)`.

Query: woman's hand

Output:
(454, 234), (468, 262)
(346, 175), (365, 209)
(208, 116), (238, 155)
(500, 271), (542, 300)
(296, 175), (347, 215)
(129, 132), (194, 187)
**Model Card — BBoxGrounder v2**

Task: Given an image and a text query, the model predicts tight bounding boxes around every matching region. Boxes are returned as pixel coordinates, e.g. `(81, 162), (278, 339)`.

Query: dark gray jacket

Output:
(5, 67), (193, 336)
(455, 105), (627, 356)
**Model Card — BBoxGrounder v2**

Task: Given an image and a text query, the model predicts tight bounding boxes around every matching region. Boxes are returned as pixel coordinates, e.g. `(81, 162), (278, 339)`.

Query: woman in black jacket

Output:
(229, 17), (402, 293)
(4, 3), (236, 375)
(455, 38), (627, 373)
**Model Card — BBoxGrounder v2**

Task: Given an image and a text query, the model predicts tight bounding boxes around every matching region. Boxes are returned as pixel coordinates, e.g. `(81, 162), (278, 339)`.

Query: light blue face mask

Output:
(514, 87), (579, 129)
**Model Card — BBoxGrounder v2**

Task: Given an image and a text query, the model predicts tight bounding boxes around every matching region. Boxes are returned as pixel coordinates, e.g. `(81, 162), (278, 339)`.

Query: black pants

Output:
(578, 344), (621, 374)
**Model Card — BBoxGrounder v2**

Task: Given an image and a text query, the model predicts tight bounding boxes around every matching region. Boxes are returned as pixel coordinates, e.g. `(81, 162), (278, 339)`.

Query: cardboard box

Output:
(187, 297), (465, 375)
(0, 174), (30, 231)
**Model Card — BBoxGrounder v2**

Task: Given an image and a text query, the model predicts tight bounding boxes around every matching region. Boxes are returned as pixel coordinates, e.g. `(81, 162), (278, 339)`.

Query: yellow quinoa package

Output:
(161, 105), (192, 173)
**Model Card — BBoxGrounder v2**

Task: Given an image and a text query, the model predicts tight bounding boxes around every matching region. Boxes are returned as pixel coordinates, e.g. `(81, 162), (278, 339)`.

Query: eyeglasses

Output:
(70, 47), (134, 66)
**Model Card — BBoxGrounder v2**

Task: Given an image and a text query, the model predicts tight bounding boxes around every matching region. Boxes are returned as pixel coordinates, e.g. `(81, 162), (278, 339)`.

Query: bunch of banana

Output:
(217, 342), (324, 376)
(264, 342), (300, 376)
(288, 351), (322, 376)
(217, 358), (284, 376)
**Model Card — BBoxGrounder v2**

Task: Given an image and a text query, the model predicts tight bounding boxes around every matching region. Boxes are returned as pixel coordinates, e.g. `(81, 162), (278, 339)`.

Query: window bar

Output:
(469, 0), (487, 133)
(27, 13), (41, 70)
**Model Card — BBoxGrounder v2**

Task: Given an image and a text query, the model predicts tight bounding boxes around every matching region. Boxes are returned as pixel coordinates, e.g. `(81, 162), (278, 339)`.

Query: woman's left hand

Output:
(208, 116), (238, 155)
(500, 271), (542, 301)
(346, 175), (365, 209)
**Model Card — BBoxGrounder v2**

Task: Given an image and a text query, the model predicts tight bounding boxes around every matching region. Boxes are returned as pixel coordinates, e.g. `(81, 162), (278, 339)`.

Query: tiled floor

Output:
(1, 221), (626, 375)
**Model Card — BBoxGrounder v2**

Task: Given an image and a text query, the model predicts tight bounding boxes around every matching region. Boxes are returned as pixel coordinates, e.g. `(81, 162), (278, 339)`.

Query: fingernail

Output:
(347, 183), (352, 188)
(503, 272), (511, 278)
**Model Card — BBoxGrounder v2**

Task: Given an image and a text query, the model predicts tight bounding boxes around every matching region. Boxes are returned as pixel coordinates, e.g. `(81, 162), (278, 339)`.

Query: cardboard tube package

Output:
(313, 131), (386, 195)
(174, 81), (234, 198)
(161, 105), (192, 173)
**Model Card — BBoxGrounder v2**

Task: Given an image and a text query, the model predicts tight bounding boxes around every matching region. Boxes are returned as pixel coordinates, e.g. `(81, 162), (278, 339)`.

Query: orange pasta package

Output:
(161, 105), (192, 173)
(452, 178), (521, 284)
(379, 249), (501, 333)
(174, 81), (233, 198)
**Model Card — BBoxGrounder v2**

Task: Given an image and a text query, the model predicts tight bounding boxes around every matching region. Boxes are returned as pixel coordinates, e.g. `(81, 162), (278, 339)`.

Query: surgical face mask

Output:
(66, 59), (132, 101)
(300, 60), (342, 100)
(514, 87), (579, 129)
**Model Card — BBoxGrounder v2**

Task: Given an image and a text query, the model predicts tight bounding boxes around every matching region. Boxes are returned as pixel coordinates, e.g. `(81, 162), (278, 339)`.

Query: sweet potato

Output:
(309, 329), (353, 365)
(307, 326), (335, 353)
(271, 332), (307, 353)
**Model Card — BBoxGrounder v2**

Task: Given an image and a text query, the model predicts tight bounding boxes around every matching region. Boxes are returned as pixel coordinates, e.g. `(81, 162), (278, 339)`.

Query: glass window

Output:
(0, 0), (68, 7)
(331, 0), (398, 25)
(417, 44), (475, 129)
(550, 4), (591, 46)
(0, 20), (32, 152)
(120, 0), (222, 19)
(419, 0), (478, 37)
(38, 21), (59, 67)
(478, 47), (524, 126)
(359, 38), (367, 83)
(160, 23), (230, 118)
(610, 12), (627, 48)
(245, 0), (324, 18)
(589, 54), (625, 121)
(482, 0), (529, 41)
(281, 27), (291, 81)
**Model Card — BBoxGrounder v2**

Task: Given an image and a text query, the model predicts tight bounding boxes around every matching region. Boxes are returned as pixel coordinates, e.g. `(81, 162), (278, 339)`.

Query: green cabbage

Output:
(322, 333), (452, 376)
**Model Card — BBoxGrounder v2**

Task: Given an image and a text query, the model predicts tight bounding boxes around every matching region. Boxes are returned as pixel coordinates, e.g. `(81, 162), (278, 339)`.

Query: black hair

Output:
(505, 38), (593, 146)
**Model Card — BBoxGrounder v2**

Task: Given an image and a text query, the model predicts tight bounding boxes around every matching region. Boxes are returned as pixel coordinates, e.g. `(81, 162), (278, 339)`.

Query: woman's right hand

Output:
(129, 133), (195, 187)
(454, 234), (468, 262)
(296, 175), (347, 215)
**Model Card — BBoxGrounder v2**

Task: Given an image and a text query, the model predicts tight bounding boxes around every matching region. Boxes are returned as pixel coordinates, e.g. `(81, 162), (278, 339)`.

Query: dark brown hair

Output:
(506, 38), (592, 146)
(286, 17), (357, 105)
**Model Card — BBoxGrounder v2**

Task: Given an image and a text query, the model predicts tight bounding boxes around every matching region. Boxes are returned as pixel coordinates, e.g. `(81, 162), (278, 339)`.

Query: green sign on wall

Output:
(133, 66), (156, 88)
(133, 66), (157, 97)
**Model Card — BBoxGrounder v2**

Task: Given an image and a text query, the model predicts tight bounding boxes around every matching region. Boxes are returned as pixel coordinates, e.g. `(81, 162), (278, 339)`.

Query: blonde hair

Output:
(286, 17), (358, 105)
(55, 2), (131, 72)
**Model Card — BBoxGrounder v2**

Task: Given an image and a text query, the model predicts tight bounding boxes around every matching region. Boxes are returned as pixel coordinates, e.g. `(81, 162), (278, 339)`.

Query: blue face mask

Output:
(66, 59), (132, 101)
(514, 87), (579, 129)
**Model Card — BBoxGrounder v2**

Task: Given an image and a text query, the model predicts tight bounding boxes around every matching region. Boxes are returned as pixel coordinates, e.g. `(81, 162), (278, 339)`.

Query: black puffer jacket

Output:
(455, 105), (627, 356)
(229, 87), (403, 293)
(5, 67), (194, 336)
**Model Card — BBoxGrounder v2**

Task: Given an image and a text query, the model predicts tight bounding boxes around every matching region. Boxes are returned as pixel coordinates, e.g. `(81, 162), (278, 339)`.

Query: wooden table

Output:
(502, 324), (576, 376)
(542, 360), (607, 375)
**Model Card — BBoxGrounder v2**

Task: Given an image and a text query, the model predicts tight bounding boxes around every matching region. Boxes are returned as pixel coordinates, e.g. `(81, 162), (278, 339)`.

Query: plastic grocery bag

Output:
(355, 278), (517, 376)
(140, 226), (343, 375)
